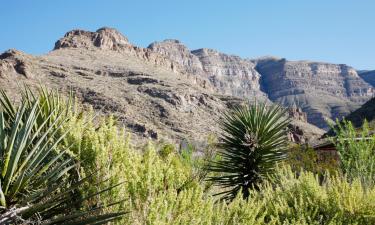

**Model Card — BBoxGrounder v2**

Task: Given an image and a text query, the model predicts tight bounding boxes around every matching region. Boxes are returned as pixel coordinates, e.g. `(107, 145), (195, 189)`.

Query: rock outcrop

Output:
(54, 27), (132, 51)
(0, 49), (35, 78)
(54, 27), (184, 74)
(287, 106), (323, 143)
(148, 39), (203, 74)
(0, 48), (227, 145)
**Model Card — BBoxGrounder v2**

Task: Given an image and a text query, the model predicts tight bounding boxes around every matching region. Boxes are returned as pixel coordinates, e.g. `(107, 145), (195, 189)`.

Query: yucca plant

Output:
(0, 86), (74, 134)
(207, 103), (290, 201)
(0, 88), (125, 224)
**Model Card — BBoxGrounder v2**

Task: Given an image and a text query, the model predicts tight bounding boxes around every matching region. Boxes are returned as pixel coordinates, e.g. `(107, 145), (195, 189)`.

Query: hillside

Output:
(339, 97), (375, 129)
(359, 70), (375, 87)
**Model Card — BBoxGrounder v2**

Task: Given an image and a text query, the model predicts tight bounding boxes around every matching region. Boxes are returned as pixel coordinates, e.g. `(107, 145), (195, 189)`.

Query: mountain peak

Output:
(54, 27), (132, 51)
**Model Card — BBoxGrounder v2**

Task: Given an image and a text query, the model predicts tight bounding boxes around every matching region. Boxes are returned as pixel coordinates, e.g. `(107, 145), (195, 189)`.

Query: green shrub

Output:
(332, 120), (375, 187)
(286, 143), (339, 175)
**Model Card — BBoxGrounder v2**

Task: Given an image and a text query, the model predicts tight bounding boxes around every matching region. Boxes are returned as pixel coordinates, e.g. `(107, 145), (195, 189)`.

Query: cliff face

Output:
(147, 39), (373, 129)
(148, 40), (268, 101)
(148, 39), (203, 74)
(191, 48), (268, 101)
(254, 58), (374, 129)
(54, 28), (186, 75)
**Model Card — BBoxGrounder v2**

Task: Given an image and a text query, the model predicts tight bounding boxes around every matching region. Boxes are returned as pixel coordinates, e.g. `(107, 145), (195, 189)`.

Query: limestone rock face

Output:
(191, 48), (267, 101)
(54, 27), (132, 51)
(254, 57), (374, 129)
(148, 40), (267, 101)
(148, 40), (203, 74)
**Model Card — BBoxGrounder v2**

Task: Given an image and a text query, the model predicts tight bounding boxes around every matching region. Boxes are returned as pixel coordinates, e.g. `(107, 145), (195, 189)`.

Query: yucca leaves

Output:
(0, 87), (125, 224)
(0, 102), (68, 199)
(207, 103), (290, 201)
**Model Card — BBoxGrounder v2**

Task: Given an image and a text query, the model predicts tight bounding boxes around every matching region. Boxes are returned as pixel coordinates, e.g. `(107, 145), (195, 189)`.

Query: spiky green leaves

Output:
(207, 103), (290, 201)
(0, 87), (125, 224)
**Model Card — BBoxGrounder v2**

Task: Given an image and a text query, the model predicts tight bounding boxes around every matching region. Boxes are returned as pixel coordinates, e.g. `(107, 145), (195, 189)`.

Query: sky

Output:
(1, 0), (374, 70)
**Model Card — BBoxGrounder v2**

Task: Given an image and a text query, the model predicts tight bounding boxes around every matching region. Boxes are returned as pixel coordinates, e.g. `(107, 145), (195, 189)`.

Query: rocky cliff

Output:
(148, 40), (373, 130)
(148, 40), (268, 102)
(254, 57), (374, 129)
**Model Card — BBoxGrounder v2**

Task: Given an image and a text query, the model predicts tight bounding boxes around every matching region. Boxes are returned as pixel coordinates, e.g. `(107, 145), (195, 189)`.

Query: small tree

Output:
(207, 103), (289, 200)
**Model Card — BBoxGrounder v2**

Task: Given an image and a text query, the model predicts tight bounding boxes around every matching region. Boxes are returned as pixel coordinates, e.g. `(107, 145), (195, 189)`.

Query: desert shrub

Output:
(53, 91), (375, 224)
(332, 120), (375, 187)
(286, 143), (339, 175)
(257, 165), (375, 224)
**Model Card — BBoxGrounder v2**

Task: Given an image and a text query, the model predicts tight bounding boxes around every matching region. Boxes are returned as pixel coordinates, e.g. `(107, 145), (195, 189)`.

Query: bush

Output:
(62, 103), (375, 224)
(332, 120), (375, 187)
(286, 143), (339, 175)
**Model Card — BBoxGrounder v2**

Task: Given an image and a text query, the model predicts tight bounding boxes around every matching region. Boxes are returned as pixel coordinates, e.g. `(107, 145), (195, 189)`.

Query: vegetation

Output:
(286, 143), (339, 175)
(206, 103), (290, 200)
(0, 88), (124, 224)
(332, 120), (375, 187)
(64, 108), (375, 224)
(1, 87), (375, 224)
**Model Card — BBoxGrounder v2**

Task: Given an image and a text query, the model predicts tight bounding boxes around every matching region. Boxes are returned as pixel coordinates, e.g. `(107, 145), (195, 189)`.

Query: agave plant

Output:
(0, 88), (125, 224)
(207, 103), (290, 201)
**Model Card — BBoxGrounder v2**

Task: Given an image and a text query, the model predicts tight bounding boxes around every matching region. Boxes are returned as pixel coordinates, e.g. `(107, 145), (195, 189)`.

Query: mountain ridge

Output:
(146, 36), (373, 129)
(1, 27), (372, 144)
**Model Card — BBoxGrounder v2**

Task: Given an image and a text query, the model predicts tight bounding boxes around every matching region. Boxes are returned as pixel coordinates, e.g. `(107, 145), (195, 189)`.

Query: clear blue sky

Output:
(1, 0), (374, 69)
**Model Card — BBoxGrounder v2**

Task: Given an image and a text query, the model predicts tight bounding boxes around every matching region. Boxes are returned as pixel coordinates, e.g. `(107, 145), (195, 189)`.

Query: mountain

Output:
(0, 29), (226, 145)
(147, 40), (268, 102)
(324, 96), (375, 137)
(148, 40), (374, 129)
(338, 97), (375, 129)
(358, 70), (375, 87)
(254, 58), (373, 129)
(3, 27), (372, 144)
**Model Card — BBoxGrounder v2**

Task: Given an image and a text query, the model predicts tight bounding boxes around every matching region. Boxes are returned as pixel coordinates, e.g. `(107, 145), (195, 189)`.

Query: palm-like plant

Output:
(0, 88), (125, 224)
(207, 103), (290, 201)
